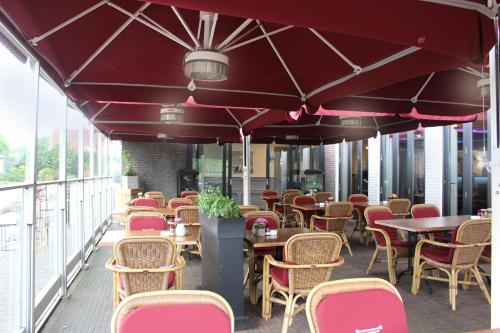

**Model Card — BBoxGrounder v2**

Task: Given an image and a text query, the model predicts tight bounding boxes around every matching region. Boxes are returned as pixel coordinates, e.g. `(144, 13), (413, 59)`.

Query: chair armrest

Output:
(264, 254), (345, 270)
(365, 226), (392, 246)
(105, 257), (117, 271)
(415, 239), (492, 255)
(105, 256), (186, 274)
(292, 209), (304, 228)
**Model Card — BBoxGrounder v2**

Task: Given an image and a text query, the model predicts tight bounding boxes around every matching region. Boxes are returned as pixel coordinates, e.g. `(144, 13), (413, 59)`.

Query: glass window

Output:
(0, 188), (25, 331)
(361, 140), (368, 196)
(66, 181), (81, 259)
(472, 115), (489, 213)
(414, 128), (425, 204)
(35, 184), (60, 301)
(198, 144), (223, 189)
(36, 77), (66, 182)
(351, 141), (359, 194)
(381, 135), (393, 199)
(83, 120), (91, 178)
(398, 133), (408, 198)
(0, 39), (36, 186)
(66, 106), (82, 180)
(272, 144), (289, 193)
(94, 130), (99, 177)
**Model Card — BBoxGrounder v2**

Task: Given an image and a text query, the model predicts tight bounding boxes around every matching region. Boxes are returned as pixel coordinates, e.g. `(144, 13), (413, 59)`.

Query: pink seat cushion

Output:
(314, 218), (328, 230)
(366, 210), (402, 247)
(421, 227), (459, 264)
(180, 192), (197, 198)
(262, 190), (278, 197)
(132, 198), (158, 208)
(412, 206), (439, 218)
(316, 289), (408, 333)
(270, 261), (296, 286)
(119, 272), (175, 290)
(170, 201), (193, 209)
(246, 216), (278, 230)
(482, 245), (491, 258)
(274, 204), (284, 213)
(128, 216), (166, 231)
(119, 303), (231, 333)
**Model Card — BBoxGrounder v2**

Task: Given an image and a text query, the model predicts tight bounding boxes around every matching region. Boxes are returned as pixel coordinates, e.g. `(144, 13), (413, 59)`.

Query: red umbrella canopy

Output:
(0, 0), (492, 114)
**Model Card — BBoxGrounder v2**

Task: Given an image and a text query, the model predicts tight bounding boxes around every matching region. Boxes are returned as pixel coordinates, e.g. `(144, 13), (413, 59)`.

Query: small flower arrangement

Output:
(252, 218), (267, 236)
(173, 217), (182, 225)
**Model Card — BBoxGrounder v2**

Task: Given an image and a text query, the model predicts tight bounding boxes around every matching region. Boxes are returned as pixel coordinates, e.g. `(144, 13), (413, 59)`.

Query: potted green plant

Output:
(198, 186), (247, 325)
(122, 149), (138, 189)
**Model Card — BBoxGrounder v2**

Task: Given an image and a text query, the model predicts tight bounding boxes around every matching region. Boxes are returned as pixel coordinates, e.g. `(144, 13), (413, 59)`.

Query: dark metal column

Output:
(347, 142), (353, 196)
(265, 144), (270, 189)
(442, 126), (451, 216)
(392, 133), (400, 195)
(380, 135), (387, 199)
(227, 143), (232, 197)
(463, 122), (473, 214)
(186, 144), (193, 170)
(319, 143), (325, 190)
(357, 140), (363, 193)
(406, 131), (415, 200)
(222, 143), (227, 195)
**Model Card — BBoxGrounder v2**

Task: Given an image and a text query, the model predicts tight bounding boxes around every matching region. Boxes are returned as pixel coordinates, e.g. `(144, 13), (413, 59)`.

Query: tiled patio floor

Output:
(41, 223), (490, 333)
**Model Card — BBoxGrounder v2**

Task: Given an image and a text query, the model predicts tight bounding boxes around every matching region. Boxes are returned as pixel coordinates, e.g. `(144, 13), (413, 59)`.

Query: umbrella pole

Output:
(243, 136), (251, 205)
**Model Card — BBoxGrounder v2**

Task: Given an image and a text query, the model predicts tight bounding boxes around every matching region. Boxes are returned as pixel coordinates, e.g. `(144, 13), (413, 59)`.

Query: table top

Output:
(375, 215), (475, 233)
(245, 227), (313, 248)
(467, 329), (500, 333)
(99, 229), (195, 247)
(291, 204), (326, 211)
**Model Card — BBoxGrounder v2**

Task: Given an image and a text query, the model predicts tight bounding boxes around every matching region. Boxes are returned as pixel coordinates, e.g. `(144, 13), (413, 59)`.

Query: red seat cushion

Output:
(349, 196), (368, 203)
(482, 245), (491, 258)
(314, 218), (327, 230)
(316, 289), (408, 333)
(293, 196), (315, 205)
(270, 261), (296, 286)
(128, 216), (166, 231)
(170, 201), (193, 209)
(421, 246), (453, 264)
(119, 303), (231, 333)
(412, 206), (439, 218)
(274, 204), (284, 213)
(245, 216), (279, 230)
(366, 210), (403, 247)
(132, 198), (158, 208)
(119, 272), (175, 290)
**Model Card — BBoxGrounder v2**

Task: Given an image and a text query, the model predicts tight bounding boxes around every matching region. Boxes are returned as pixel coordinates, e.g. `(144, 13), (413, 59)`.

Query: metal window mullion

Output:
(392, 133), (399, 195)
(227, 143), (232, 197)
(347, 142), (353, 196)
(380, 136), (387, 199)
(357, 141), (363, 193)
(442, 126), (451, 216)
(222, 143), (227, 196)
(265, 144), (270, 189)
(407, 131), (415, 201)
(463, 122), (473, 214)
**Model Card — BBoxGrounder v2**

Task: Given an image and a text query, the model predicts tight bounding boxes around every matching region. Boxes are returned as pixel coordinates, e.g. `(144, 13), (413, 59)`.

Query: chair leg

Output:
(350, 219), (359, 240)
(450, 269), (458, 310)
(243, 268), (249, 286)
(366, 248), (379, 274)
(341, 232), (353, 256)
(281, 294), (294, 333)
(197, 241), (203, 258)
(463, 269), (471, 290)
(386, 248), (396, 285)
(471, 267), (492, 305)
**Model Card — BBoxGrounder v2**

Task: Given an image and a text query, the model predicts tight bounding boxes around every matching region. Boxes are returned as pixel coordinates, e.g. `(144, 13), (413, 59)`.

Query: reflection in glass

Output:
(398, 133), (408, 198)
(414, 128), (425, 204)
(66, 107), (82, 180)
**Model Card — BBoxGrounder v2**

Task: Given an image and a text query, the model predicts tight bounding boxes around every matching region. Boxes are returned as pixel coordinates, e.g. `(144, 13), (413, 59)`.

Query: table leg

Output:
(248, 246), (258, 305)
(397, 231), (418, 281)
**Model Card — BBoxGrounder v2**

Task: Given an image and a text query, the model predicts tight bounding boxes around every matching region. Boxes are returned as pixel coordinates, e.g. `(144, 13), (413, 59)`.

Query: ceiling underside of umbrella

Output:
(0, 0), (496, 143)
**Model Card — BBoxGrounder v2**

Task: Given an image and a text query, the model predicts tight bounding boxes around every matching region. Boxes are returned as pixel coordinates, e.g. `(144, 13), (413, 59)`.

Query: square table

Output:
(244, 227), (313, 304)
(375, 215), (473, 283)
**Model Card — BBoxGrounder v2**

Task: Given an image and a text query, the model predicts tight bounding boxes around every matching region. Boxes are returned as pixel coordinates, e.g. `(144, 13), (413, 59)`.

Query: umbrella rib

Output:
(171, 6), (201, 49)
(305, 46), (420, 100)
(70, 81), (299, 98)
(223, 25), (293, 52)
(309, 29), (361, 74)
(411, 72), (435, 103)
(241, 109), (271, 127)
(257, 21), (305, 99)
(91, 102), (111, 121)
(208, 13), (218, 49)
(350, 94), (484, 107)
(458, 67), (487, 78)
(418, 0), (497, 18)
(216, 18), (254, 50)
(29, 0), (109, 45)
(225, 108), (243, 127)
(65, 2), (151, 86)
(94, 120), (240, 128)
(107, 3), (193, 50)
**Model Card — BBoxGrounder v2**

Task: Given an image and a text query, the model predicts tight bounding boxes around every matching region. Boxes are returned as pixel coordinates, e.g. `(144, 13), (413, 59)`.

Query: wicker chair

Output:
(145, 193), (167, 207)
(291, 195), (316, 228)
(126, 212), (167, 232)
(144, 191), (164, 196)
(306, 278), (409, 333)
(174, 205), (202, 257)
(239, 205), (260, 216)
(111, 290), (234, 333)
(121, 206), (155, 227)
(185, 194), (198, 205)
(262, 189), (279, 211)
(131, 198), (158, 208)
(283, 189), (302, 196)
(243, 211), (280, 299)
(411, 204), (449, 241)
(388, 198), (411, 218)
(310, 202), (354, 256)
(105, 237), (186, 308)
(180, 190), (198, 198)
(262, 233), (344, 333)
(412, 219), (491, 310)
(313, 192), (332, 203)
(364, 206), (409, 285)
(274, 192), (300, 228)
(168, 198), (193, 209)
(348, 194), (368, 242)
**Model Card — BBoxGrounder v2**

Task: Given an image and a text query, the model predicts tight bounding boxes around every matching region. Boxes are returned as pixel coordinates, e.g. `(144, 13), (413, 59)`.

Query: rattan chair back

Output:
(283, 192), (300, 215)
(284, 233), (342, 291)
(184, 194), (198, 205)
(313, 192), (332, 203)
(111, 290), (234, 333)
(388, 198), (411, 215)
(239, 205), (259, 216)
(262, 189), (279, 197)
(323, 202), (353, 232)
(145, 193), (167, 207)
(125, 206), (155, 218)
(244, 211), (280, 230)
(175, 205), (200, 239)
(348, 194), (368, 202)
(283, 189), (301, 197)
(411, 203), (440, 218)
(114, 237), (176, 296)
(144, 191), (164, 196)
(453, 219), (491, 266)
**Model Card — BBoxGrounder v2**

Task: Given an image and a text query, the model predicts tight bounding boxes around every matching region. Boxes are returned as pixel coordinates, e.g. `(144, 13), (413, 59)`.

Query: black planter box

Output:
(200, 212), (249, 328)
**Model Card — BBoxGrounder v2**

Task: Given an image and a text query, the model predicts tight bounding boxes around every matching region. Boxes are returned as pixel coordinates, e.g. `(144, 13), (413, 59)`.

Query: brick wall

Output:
(368, 134), (381, 204)
(424, 127), (443, 211)
(324, 144), (338, 199)
(122, 142), (187, 197)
